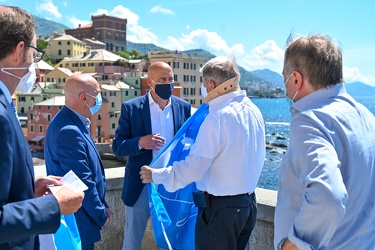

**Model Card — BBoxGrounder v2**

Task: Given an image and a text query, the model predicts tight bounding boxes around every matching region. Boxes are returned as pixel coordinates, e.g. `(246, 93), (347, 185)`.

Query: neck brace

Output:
(203, 77), (240, 103)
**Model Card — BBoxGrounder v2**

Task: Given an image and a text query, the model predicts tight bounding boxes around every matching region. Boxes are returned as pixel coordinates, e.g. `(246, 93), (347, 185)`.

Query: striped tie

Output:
(10, 101), (20, 125)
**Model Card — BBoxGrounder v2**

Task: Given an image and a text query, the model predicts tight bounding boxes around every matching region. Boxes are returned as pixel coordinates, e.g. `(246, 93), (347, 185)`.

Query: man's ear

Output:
(207, 80), (216, 92)
(79, 92), (86, 102)
(293, 71), (303, 89)
(13, 41), (26, 64)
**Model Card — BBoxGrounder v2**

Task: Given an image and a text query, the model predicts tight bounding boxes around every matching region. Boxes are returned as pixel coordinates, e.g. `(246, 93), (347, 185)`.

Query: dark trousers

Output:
(195, 192), (257, 250)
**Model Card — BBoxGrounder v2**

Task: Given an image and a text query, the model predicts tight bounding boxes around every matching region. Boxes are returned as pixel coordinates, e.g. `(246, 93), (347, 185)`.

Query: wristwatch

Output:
(277, 237), (287, 250)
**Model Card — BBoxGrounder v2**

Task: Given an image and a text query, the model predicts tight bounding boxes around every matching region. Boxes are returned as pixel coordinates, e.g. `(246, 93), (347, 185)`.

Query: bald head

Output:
(65, 74), (100, 117)
(148, 61), (173, 80)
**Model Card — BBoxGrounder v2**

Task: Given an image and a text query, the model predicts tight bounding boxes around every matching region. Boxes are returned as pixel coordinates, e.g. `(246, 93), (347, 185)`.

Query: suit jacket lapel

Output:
(141, 93), (152, 135)
(171, 96), (181, 134)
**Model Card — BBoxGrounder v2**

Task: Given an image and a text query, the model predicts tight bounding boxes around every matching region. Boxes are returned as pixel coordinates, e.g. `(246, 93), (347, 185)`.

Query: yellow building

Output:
(57, 49), (130, 84)
(44, 67), (74, 88)
(47, 34), (87, 62)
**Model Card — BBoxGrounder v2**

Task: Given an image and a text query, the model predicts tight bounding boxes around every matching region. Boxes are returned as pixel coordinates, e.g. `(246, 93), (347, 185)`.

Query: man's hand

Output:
(106, 207), (114, 225)
(140, 165), (154, 183)
(280, 238), (299, 250)
(54, 186), (84, 215)
(139, 133), (166, 151)
(35, 175), (62, 197)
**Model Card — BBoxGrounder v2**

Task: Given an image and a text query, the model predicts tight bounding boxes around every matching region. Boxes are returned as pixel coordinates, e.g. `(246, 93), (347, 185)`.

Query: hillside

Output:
(252, 69), (284, 88)
(126, 41), (167, 55)
(33, 15), (70, 36)
(345, 82), (375, 97)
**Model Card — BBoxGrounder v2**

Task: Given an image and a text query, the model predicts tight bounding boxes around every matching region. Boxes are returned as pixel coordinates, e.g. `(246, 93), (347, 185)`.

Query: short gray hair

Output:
(200, 56), (240, 86)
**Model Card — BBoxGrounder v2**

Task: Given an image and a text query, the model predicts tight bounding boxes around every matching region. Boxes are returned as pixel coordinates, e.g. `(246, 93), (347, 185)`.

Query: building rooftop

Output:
(101, 84), (120, 91)
(34, 95), (65, 106)
(35, 60), (53, 70)
(61, 49), (127, 62)
(51, 34), (85, 44)
(83, 38), (106, 45)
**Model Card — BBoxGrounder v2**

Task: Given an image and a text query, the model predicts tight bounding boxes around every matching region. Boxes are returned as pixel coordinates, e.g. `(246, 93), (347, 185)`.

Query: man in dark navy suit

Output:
(45, 74), (113, 250)
(0, 6), (84, 249)
(113, 61), (191, 249)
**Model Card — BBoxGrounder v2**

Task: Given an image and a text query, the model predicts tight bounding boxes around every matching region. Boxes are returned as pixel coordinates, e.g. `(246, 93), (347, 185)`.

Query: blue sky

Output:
(9, 0), (375, 86)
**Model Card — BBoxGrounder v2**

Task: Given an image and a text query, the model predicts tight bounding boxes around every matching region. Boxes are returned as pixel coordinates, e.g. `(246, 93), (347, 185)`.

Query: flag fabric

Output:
(54, 214), (82, 250)
(39, 214), (82, 250)
(148, 103), (209, 250)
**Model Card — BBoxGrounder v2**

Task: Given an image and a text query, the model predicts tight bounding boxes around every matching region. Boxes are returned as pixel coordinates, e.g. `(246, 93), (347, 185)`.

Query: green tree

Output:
(37, 40), (48, 50)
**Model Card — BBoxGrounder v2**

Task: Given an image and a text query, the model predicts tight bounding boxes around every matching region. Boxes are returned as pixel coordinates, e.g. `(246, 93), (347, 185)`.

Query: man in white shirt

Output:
(140, 56), (266, 250)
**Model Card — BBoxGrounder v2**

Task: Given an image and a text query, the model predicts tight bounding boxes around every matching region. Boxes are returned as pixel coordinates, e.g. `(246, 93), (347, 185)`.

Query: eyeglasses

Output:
(28, 45), (45, 63)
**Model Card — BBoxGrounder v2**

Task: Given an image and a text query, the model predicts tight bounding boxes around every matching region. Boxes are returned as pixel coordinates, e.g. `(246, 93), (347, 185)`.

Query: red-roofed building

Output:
(65, 14), (127, 53)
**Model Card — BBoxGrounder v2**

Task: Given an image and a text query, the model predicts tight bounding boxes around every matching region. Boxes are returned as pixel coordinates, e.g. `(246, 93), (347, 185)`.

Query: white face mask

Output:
(201, 83), (208, 98)
(1, 63), (37, 93)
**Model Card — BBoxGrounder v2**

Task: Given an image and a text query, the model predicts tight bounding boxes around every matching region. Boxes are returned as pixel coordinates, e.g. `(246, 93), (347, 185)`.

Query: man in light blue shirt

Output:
(275, 34), (375, 249)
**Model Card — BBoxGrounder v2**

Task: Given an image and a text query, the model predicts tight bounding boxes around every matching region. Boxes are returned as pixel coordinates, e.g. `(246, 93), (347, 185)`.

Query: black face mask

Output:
(154, 82), (174, 100)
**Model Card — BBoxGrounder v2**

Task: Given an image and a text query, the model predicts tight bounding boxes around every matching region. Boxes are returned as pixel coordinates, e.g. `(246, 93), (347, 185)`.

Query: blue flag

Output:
(148, 103), (209, 250)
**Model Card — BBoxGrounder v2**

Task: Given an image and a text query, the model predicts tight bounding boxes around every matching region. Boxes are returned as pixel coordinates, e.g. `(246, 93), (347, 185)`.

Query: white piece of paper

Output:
(49, 170), (88, 195)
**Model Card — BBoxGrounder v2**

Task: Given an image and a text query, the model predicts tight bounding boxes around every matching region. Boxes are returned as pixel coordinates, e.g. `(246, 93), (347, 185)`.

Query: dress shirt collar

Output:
(290, 83), (347, 116)
(65, 105), (91, 132)
(0, 80), (12, 104)
(147, 90), (171, 109)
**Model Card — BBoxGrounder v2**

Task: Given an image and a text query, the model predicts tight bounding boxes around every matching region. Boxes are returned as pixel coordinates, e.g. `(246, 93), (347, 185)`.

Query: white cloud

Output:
(160, 29), (244, 56)
(62, 1), (68, 7)
(67, 16), (90, 28)
(36, 0), (62, 19)
(150, 6), (175, 15)
(241, 40), (284, 72)
(90, 5), (155, 43)
(343, 66), (375, 86)
(186, 25), (191, 30)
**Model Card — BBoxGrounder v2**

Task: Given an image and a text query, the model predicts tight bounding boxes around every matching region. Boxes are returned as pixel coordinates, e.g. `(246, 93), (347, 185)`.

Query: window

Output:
(134, 91), (138, 96)
(58, 41), (61, 45)
(115, 34), (119, 41)
(111, 102), (115, 108)
(67, 50), (70, 56)
(47, 114), (51, 121)
(48, 106), (51, 110)
(125, 90), (128, 96)
(67, 41), (70, 45)
(30, 125), (34, 132)
(39, 125), (43, 133)
(174, 75), (178, 81)
(58, 50), (61, 55)
(30, 113), (33, 120)
(98, 114), (101, 120)
(107, 32), (111, 39)
(110, 91), (116, 96)
(112, 123), (116, 129)
(96, 32), (101, 40)
(183, 88), (188, 95)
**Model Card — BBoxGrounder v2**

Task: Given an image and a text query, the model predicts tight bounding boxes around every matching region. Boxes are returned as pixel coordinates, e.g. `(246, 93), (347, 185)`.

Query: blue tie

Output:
(10, 101), (20, 125)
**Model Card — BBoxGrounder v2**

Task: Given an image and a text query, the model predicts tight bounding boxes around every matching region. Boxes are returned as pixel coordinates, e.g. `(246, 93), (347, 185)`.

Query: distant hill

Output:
(345, 82), (375, 97)
(251, 69), (284, 88)
(33, 15), (70, 36)
(126, 41), (167, 55)
(182, 49), (215, 61)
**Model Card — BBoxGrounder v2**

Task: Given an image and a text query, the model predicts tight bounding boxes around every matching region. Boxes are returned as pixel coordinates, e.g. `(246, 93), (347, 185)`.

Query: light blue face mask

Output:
(86, 92), (102, 115)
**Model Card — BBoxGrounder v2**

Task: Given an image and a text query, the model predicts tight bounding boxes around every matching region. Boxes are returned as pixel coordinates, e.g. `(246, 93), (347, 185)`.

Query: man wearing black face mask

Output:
(0, 6), (84, 249)
(113, 61), (191, 249)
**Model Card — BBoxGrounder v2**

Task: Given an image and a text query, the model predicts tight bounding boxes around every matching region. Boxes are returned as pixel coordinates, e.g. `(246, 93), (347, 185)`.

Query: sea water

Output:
(253, 96), (375, 191)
